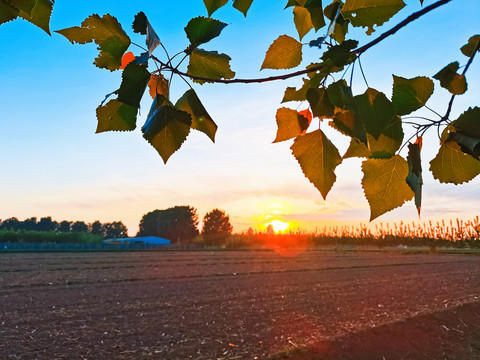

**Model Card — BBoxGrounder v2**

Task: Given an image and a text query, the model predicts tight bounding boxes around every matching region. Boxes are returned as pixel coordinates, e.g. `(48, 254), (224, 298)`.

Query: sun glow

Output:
(265, 219), (290, 233)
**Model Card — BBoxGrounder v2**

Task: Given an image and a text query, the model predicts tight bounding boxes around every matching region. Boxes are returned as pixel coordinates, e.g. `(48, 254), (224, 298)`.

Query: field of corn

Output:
(228, 216), (480, 250)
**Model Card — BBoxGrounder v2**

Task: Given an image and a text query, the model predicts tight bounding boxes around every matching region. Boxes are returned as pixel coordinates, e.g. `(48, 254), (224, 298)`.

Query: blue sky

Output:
(0, 0), (479, 235)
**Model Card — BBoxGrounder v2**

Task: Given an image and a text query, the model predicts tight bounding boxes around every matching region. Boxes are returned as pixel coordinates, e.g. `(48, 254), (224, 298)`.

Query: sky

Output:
(0, 0), (479, 236)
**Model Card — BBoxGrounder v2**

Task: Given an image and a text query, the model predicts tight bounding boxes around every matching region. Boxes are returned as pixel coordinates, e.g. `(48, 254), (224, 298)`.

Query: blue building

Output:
(104, 236), (170, 245)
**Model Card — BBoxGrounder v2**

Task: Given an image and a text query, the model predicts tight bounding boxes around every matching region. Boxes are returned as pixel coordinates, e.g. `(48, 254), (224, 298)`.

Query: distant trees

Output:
(71, 221), (89, 233)
(103, 221), (128, 239)
(0, 217), (128, 239)
(137, 210), (162, 237)
(57, 220), (72, 233)
(138, 206), (199, 243)
(37, 217), (58, 232)
(1, 217), (20, 231)
(202, 209), (233, 246)
(89, 220), (104, 236)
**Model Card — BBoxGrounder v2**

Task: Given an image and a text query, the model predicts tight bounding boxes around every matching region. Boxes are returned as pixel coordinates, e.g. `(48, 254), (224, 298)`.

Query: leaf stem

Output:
(354, 0), (453, 55)
(441, 49), (477, 123)
(150, 0), (453, 84)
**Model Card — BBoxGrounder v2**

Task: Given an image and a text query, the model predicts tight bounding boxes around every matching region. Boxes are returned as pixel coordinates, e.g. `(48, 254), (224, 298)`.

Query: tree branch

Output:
(152, 55), (324, 84)
(354, 0), (453, 54)
(441, 48), (477, 122)
(155, 0), (453, 84)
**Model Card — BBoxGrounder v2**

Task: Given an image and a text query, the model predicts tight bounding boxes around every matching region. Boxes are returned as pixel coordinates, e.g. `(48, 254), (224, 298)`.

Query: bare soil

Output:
(0, 250), (479, 359)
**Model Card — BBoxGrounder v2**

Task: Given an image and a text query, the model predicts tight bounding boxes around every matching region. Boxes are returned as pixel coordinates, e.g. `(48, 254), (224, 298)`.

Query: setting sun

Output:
(265, 219), (290, 233)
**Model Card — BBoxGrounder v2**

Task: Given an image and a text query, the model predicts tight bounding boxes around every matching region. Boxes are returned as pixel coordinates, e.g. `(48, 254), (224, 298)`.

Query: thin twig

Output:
(151, 0), (452, 84)
(354, 0), (453, 54)
(441, 49), (477, 123)
(357, 56), (369, 88)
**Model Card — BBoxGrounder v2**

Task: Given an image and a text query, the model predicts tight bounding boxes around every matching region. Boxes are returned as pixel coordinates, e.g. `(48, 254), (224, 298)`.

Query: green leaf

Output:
(433, 62), (467, 95)
(16, 0), (54, 34)
(96, 99), (137, 133)
(341, 0), (406, 35)
(132, 11), (148, 35)
(285, 0), (300, 7)
(175, 89), (217, 142)
(131, 12), (160, 54)
(291, 129), (342, 199)
(0, 2), (20, 26)
(142, 104), (192, 164)
(448, 132), (480, 159)
(461, 35), (480, 57)
(117, 62), (151, 108)
(354, 88), (396, 139)
(406, 140), (422, 216)
(321, 39), (358, 67)
(261, 35), (303, 70)
(343, 138), (370, 159)
(327, 79), (355, 109)
(391, 75), (434, 115)
(184, 16), (227, 49)
(2, 0), (41, 26)
(147, 94), (172, 120)
(56, 14), (131, 71)
(446, 108), (480, 158)
(366, 115), (403, 158)
(203, 0), (228, 16)
(304, 0), (325, 31)
(293, 6), (313, 40)
(187, 49), (235, 84)
(362, 155), (414, 221)
(451, 107), (480, 138)
(282, 79), (310, 102)
(233, 0), (254, 16)
(273, 107), (311, 143)
(429, 141), (480, 184)
(307, 87), (334, 119)
(6, 0), (37, 15)
(330, 109), (367, 144)
(326, 81), (369, 144)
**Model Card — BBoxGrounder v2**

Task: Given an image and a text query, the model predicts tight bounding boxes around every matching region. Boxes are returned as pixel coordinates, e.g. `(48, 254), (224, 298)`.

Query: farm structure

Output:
(104, 236), (171, 245)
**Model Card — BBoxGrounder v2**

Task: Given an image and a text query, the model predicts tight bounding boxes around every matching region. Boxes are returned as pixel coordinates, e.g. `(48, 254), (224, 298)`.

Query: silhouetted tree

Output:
(89, 220), (105, 237)
(103, 221), (128, 239)
(21, 217), (38, 231)
(137, 210), (162, 237)
(71, 221), (88, 233)
(138, 206), (199, 243)
(0, 217), (20, 231)
(37, 217), (58, 232)
(57, 220), (72, 233)
(202, 209), (233, 246)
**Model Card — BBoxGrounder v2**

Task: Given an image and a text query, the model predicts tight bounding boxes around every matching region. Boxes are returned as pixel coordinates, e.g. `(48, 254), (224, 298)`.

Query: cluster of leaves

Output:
(55, 10), (236, 163)
(2, 0), (479, 221)
(260, 0), (479, 220)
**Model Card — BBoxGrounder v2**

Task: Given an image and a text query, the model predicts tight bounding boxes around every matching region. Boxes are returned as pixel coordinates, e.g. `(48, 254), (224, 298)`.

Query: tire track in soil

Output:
(0, 251), (479, 359)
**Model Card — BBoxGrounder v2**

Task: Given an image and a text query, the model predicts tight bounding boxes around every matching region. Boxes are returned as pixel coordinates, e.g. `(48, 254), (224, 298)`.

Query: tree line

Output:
(0, 206), (234, 245)
(0, 217), (128, 239)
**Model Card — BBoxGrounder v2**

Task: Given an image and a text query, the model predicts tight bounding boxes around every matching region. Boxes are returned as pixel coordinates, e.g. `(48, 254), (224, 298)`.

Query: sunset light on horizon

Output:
(0, 1), (479, 236)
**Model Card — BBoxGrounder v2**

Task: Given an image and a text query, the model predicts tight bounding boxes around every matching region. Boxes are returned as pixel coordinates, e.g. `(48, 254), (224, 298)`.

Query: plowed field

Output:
(1, 250), (479, 359)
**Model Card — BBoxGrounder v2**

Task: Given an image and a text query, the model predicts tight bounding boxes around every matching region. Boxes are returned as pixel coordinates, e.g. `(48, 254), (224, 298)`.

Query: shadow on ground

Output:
(269, 301), (480, 360)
